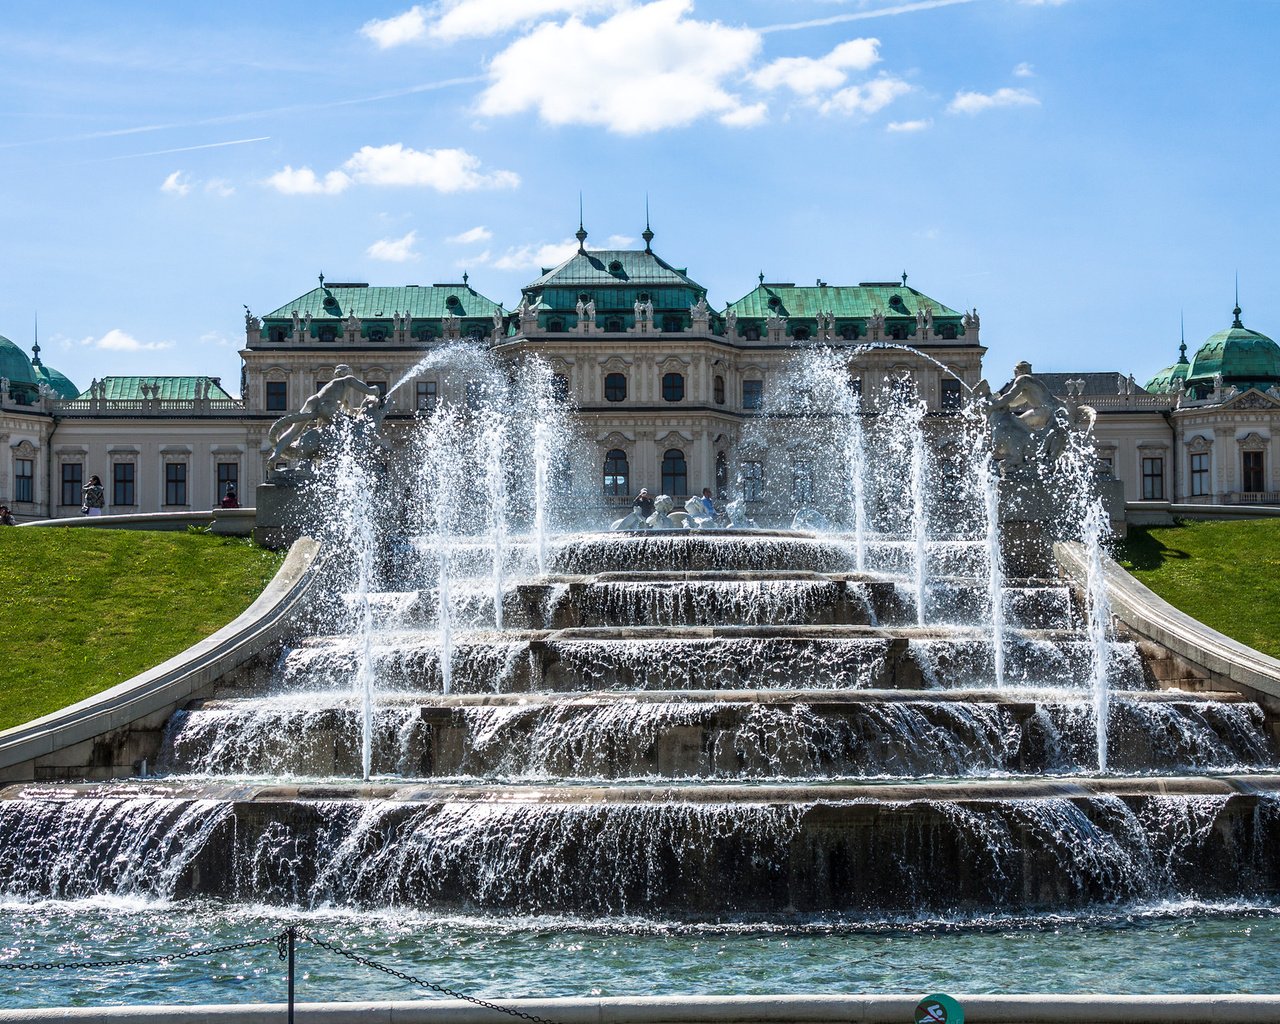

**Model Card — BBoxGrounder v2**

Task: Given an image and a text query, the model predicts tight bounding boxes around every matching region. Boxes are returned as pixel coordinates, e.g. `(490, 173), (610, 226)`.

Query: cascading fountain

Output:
(1, 349), (1278, 1010)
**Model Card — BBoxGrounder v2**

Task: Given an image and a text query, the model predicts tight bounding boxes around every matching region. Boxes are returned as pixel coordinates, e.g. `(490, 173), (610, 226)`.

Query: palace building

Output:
(2, 224), (1275, 520)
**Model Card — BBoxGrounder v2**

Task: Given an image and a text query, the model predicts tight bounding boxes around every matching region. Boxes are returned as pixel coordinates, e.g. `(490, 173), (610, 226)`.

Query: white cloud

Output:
(477, 0), (763, 134)
(431, 0), (628, 41)
(1013, 61), (1035, 77)
(948, 86), (1039, 114)
(264, 165), (351, 195)
(605, 234), (636, 247)
(266, 147), (517, 195)
(447, 225), (494, 244)
(887, 118), (931, 132)
(458, 250), (492, 267)
(492, 238), (580, 271)
(344, 144), (520, 191)
(720, 102), (768, 127)
(360, 6), (429, 48)
(160, 171), (191, 196)
(819, 76), (911, 116)
(199, 330), (234, 348)
(751, 37), (880, 96)
(1017, 0), (1068, 5)
(367, 230), (421, 262)
(204, 178), (236, 197)
(83, 329), (173, 352)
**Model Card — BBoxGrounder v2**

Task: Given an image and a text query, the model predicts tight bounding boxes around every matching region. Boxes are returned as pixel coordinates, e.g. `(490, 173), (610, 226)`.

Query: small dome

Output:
(1145, 345), (1190, 394)
(1185, 307), (1280, 391)
(32, 360), (79, 399)
(0, 335), (36, 386)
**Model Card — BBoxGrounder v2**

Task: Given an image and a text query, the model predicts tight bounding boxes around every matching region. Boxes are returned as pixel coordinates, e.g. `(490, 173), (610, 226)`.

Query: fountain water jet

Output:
(1084, 498), (1113, 772)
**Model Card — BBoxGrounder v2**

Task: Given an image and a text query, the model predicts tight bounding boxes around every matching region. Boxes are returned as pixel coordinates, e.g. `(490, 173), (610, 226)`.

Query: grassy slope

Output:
(0, 529), (284, 731)
(1116, 519), (1280, 659)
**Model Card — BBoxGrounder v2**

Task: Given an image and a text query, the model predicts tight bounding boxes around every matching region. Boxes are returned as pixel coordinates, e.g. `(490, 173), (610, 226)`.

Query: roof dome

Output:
(1145, 342), (1191, 394)
(1185, 305), (1280, 390)
(0, 335), (36, 386)
(32, 359), (79, 399)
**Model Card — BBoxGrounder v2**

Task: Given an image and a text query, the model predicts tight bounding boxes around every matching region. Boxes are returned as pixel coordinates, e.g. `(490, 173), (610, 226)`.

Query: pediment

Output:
(1221, 387), (1280, 411)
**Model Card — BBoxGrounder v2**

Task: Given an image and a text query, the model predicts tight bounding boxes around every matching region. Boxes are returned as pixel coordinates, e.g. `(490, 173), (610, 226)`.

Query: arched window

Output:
(269, 325), (289, 344)
(889, 325), (908, 341)
(605, 316), (624, 332)
(744, 325), (761, 341)
(603, 449), (630, 496)
(938, 323), (958, 340)
(552, 374), (570, 403)
(792, 326), (810, 341)
(662, 372), (685, 402)
(547, 317), (566, 333)
(661, 314), (683, 332)
(318, 325), (337, 343)
(605, 372), (627, 402)
(715, 451), (728, 496)
(714, 375), (725, 405)
(368, 326), (387, 342)
(840, 324), (858, 341)
(661, 448), (687, 496)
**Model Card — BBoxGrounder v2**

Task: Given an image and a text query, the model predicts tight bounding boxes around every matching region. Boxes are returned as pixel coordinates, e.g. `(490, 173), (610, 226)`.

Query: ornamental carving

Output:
(1236, 431), (1269, 450)
(12, 439), (37, 459)
(1230, 392), (1274, 410)
(1185, 434), (1213, 454)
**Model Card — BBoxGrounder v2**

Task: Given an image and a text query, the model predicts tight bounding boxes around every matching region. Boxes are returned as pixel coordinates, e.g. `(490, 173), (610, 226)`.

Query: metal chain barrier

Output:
(300, 931), (567, 1024)
(0, 933), (287, 972)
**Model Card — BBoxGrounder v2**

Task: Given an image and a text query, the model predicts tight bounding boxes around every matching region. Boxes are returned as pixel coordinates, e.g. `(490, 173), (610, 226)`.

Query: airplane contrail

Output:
(104, 136), (271, 160)
(759, 0), (981, 33)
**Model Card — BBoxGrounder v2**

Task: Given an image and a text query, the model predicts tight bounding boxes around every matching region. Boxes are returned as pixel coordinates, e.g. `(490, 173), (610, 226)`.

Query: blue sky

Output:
(1, 0), (1276, 394)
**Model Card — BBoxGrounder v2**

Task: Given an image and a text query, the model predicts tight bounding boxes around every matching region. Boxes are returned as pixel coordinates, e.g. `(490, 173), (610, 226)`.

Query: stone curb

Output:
(19, 509), (256, 535)
(3, 994), (1279, 1023)
(0, 536), (319, 781)
(1055, 540), (1280, 710)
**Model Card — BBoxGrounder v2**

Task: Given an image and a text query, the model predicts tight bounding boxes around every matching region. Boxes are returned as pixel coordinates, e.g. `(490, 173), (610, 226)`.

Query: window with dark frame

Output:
(1190, 452), (1210, 496)
(741, 460), (764, 501)
(605, 372), (627, 402)
(714, 375), (725, 405)
(15, 459), (33, 503)
(941, 379), (963, 411)
(217, 462), (238, 499)
(416, 380), (438, 411)
(1141, 456), (1164, 500)
(61, 462), (83, 506)
(266, 380), (288, 411)
(792, 459), (813, 504)
(165, 462), (188, 506)
(742, 379), (763, 410)
(662, 372), (685, 402)
(603, 449), (630, 496)
(552, 374), (570, 403)
(113, 462), (135, 506)
(661, 448), (687, 496)
(1244, 450), (1265, 492)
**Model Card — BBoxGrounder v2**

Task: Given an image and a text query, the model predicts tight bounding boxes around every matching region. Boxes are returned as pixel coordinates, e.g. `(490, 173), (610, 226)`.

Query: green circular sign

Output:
(914, 993), (964, 1024)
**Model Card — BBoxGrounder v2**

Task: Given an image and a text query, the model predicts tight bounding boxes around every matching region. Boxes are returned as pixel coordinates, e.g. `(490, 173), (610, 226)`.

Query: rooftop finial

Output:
(318, 272), (325, 288)
(1179, 309), (1187, 361)
(462, 270), (469, 285)
(901, 270), (908, 287)
(758, 270), (765, 285)
(1233, 271), (1243, 327)
(576, 193), (588, 252)
(642, 195), (654, 253)
(31, 311), (40, 364)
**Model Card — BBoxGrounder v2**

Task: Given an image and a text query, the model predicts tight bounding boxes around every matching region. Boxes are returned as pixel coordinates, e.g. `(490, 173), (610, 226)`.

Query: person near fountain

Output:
(0, 504), (15, 526)
(633, 488), (654, 519)
(219, 485), (239, 509)
(699, 488), (716, 518)
(81, 475), (105, 516)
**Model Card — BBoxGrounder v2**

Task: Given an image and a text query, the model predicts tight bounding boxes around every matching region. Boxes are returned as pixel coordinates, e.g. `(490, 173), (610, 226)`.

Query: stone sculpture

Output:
(609, 509), (648, 530)
(725, 498), (756, 530)
(266, 364), (386, 462)
(982, 361), (1095, 477)
(646, 494), (678, 529)
(683, 496), (717, 529)
(723, 309), (737, 338)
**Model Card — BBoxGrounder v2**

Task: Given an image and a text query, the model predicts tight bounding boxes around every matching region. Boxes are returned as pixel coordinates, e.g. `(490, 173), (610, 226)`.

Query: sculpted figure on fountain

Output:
(981, 360), (1096, 478)
(266, 364), (387, 462)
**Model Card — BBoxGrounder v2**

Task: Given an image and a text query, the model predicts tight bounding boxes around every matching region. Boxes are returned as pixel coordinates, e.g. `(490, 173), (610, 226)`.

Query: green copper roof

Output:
(75, 376), (234, 401)
(725, 283), (962, 320)
(525, 249), (705, 292)
(264, 283), (503, 322)
(1144, 343), (1191, 394)
(1185, 309), (1280, 388)
(0, 335), (37, 385)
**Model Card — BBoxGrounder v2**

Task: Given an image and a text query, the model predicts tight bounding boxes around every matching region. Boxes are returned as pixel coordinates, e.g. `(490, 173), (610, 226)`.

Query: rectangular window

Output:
(113, 462), (135, 507)
(15, 459), (33, 503)
(265, 381), (288, 411)
(1097, 455), (1115, 477)
(1190, 452), (1210, 497)
(217, 462), (238, 499)
(792, 460), (813, 504)
(1243, 450), (1265, 493)
(941, 379), (963, 411)
(61, 462), (83, 506)
(742, 379), (763, 411)
(416, 380), (438, 411)
(741, 460), (764, 501)
(1141, 456), (1164, 500)
(165, 462), (188, 506)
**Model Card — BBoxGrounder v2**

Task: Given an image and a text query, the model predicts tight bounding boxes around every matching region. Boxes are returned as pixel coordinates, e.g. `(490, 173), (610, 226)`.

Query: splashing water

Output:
(981, 452), (1006, 688)
(1084, 498), (1113, 772)
(483, 420), (509, 630)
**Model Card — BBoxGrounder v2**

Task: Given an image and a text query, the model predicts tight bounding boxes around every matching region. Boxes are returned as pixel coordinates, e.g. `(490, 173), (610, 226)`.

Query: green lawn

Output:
(1116, 519), (1280, 659)
(0, 529), (285, 731)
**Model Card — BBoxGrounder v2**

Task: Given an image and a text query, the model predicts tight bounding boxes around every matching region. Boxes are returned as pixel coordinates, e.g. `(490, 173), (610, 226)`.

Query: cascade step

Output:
(4, 776), (1278, 917)
(160, 688), (1273, 780)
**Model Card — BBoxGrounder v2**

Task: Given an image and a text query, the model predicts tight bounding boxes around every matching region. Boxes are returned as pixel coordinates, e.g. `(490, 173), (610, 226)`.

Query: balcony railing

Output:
(50, 398), (248, 417)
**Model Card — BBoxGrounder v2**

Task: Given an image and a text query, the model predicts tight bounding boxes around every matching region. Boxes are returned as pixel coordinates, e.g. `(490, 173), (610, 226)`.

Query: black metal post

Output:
(287, 925), (296, 1024)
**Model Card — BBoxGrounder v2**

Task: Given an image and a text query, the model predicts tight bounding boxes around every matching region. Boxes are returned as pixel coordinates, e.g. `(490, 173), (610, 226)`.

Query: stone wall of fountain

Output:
(1, 347), (1278, 929)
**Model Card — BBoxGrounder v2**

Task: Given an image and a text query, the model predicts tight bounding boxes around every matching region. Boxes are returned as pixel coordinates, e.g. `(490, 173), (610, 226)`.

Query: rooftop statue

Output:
(982, 361), (1095, 478)
(267, 364), (386, 462)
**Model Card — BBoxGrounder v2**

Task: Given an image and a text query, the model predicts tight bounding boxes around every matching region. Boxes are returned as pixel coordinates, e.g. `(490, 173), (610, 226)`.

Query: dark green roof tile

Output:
(75, 376), (234, 401)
